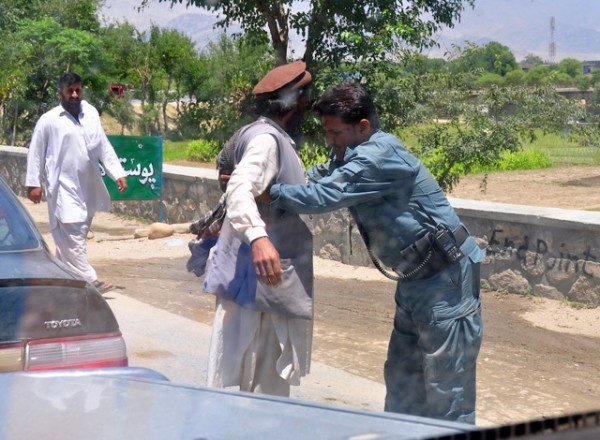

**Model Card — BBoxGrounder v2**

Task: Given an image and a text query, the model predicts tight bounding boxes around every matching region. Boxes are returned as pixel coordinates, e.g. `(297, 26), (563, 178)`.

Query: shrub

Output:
(298, 142), (330, 169)
(472, 149), (553, 173)
(185, 139), (220, 162)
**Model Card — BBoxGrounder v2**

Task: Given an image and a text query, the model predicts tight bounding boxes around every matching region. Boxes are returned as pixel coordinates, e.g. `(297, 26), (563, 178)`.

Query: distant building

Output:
(582, 61), (600, 75)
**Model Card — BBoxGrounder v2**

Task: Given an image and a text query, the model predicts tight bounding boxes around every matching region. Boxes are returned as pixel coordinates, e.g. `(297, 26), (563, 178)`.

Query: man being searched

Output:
(262, 82), (485, 423)
(25, 72), (128, 294)
(203, 61), (314, 397)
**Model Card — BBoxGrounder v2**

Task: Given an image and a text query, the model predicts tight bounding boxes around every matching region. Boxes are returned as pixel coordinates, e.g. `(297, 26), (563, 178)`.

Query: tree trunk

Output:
(303, 5), (326, 74)
(256, 0), (289, 65)
(11, 101), (18, 146)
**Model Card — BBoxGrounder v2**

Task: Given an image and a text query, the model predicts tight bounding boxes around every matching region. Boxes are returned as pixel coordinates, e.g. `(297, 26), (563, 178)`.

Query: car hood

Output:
(0, 369), (478, 440)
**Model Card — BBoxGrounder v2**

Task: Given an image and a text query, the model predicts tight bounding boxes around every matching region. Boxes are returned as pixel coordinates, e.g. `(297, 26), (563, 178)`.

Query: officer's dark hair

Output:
(312, 82), (380, 129)
(58, 72), (83, 90)
(253, 85), (311, 119)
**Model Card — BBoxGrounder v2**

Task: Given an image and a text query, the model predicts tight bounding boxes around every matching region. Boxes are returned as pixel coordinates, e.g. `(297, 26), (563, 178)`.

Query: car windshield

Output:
(0, 187), (40, 252)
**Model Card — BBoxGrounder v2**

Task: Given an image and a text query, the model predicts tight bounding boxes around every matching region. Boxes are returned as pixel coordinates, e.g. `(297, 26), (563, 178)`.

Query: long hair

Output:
(253, 85), (311, 119)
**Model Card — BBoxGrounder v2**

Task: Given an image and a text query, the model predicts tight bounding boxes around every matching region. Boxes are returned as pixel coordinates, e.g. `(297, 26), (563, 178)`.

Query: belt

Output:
(393, 224), (471, 281)
(453, 224), (470, 247)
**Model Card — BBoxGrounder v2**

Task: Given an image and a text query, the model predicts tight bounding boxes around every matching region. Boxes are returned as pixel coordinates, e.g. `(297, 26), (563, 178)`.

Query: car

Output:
(0, 176), (127, 371)
(3, 368), (598, 440)
(0, 368), (481, 439)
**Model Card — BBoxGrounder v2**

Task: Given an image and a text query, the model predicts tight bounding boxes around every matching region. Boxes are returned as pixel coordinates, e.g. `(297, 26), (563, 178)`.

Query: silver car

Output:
(0, 176), (127, 371)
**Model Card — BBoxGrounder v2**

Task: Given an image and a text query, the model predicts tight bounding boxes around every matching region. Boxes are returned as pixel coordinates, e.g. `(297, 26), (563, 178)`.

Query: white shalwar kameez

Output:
(25, 100), (127, 282)
(206, 133), (312, 397)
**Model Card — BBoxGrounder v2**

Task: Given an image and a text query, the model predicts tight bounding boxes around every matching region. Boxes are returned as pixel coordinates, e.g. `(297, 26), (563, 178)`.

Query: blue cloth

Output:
(270, 130), (484, 423)
(187, 236), (218, 277)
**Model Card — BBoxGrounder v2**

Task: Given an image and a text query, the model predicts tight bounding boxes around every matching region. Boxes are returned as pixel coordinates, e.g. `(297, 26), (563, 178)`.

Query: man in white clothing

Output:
(25, 72), (128, 294)
(204, 61), (314, 397)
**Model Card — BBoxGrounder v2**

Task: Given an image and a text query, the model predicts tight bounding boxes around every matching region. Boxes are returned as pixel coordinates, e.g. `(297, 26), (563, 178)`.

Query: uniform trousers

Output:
(384, 250), (482, 425)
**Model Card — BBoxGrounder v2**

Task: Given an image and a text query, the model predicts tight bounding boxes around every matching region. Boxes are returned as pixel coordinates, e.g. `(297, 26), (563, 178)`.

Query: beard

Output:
(286, 110), (304, 149)
(61, 98), (81, 115)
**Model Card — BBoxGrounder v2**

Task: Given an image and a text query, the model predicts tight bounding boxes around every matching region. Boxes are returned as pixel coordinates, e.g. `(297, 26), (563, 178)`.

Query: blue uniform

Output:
(270, 130), (485, 424)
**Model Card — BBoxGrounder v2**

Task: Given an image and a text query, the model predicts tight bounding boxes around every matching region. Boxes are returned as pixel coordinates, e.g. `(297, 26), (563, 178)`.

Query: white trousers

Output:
(51, 217), (96, 283)
(207, 297), (312, 398)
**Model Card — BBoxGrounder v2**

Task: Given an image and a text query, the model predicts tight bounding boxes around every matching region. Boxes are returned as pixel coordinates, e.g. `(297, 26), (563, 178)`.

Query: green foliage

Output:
(450, 41), (519, 77)
(105, 92), (136, 135)
(557, 58), (583, 78)
(504, 69), (525, 85)
(471, 149), (553, 172)
(407, 83), (584, 191)
(163, 140), (191, 162)
(154, 0), (475, 72)
(174, 34), (271, 144)
(476, 72), (505, 87)
(4, 0), (600, 198)
(524, 65), (550, 85)
(297, 143), (330, 169)
(138, 103), (160, 136)
(185, 139), (220, 162)
(522, 54), (545, 66)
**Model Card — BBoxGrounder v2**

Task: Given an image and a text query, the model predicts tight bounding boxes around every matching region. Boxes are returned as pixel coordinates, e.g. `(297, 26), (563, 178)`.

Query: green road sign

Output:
(103, 135), (163, 200)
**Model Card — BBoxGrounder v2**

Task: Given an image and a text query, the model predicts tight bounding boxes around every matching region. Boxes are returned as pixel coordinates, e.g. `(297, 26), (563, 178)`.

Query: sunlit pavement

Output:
(107, 291), (387, 413)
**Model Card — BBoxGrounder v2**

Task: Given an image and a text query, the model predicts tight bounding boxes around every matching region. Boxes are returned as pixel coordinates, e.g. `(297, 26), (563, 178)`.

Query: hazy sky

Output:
(99, 0), (205, 30)
(100, 0), (600, 61)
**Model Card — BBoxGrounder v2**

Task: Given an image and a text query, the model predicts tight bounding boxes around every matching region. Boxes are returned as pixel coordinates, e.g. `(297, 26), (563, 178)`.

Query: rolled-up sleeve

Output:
(270, 157), (395, 214)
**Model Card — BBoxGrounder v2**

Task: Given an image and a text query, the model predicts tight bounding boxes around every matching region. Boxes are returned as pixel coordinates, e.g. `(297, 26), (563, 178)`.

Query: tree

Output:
(175, 34), (272, 141)
(450, 41), (519, 77)
(149, 26), (199, 136)
(557, 58), (583, 79)
(524, 65), (550, 85)
(521, 53), (544, 67)
(0, 17), (103, 145)
(0, 0), (107, 145)
(410, 83), (585, 191)
(106, 91), (136, 135)
(0, 0), (101, 32)
(148, 0), (475, 71)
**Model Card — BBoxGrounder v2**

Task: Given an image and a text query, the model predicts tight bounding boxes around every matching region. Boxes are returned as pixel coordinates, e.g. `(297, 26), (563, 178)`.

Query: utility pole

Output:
(549, 16), (556, 64)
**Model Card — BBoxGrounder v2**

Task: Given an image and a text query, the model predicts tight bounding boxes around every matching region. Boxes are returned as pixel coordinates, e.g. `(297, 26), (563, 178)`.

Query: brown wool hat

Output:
(252, 60), (312, 95)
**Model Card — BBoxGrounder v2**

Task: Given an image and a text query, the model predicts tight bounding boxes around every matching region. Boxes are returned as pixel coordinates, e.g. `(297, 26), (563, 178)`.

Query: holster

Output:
(393, 225), (470, 281)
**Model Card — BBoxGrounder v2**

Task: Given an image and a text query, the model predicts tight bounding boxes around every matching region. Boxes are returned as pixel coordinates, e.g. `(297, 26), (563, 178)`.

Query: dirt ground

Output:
(447, 165), (600, 210)
(22, 165), (600, 427)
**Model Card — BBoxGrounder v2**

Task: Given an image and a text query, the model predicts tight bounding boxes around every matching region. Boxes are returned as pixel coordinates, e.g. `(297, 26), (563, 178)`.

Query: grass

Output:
(165, 128), (600, 171)
(400, 126), (600, 171)
(163, 140), (193, 162)
(525, 131), (600, 166)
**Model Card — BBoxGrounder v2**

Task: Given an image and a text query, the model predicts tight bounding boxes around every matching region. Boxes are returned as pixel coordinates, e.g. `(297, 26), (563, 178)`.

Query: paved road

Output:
(106, 291), (387, 412)
(24, 199), (600, 428)
(22, 198), (387, 413)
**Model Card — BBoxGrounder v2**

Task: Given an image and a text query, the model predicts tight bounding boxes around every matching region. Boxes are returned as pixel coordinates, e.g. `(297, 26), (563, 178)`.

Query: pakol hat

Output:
(252, 61), (312, 96)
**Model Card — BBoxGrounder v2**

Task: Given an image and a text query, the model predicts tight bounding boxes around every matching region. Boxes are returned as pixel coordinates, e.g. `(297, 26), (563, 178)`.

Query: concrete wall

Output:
(5, 145), (600, 305)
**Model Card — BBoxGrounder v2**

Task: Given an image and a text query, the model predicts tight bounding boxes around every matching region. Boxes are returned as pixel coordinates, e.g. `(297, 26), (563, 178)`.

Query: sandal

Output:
(93, 280), (117, 294)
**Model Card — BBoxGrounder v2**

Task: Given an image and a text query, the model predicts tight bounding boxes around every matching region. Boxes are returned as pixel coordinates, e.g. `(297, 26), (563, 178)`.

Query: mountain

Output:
(100, 0), (600, 61)
(428, 0), (600, 61)
(99, 0), (239, 51)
